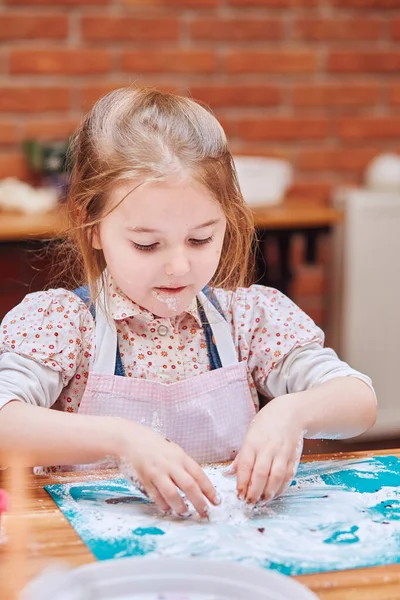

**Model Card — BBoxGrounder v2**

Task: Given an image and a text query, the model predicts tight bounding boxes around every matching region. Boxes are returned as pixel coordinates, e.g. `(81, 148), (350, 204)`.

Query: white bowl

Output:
(233, 156), (293, 207)
(21, 557), (318, 600)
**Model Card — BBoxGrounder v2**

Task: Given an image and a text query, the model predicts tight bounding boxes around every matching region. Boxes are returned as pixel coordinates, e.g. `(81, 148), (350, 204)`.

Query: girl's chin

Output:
(150, 288), (195, 317)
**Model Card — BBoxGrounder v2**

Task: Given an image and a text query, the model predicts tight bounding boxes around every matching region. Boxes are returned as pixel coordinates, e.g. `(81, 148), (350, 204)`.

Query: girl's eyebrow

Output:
(127, 219), (220, 234)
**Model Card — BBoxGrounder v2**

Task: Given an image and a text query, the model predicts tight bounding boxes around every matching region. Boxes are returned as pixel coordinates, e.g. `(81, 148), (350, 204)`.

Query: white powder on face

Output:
(152, 290), (179, 313)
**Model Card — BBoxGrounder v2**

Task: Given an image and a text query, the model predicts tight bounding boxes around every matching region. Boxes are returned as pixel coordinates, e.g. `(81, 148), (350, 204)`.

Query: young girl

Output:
(0, 87), (376, 518)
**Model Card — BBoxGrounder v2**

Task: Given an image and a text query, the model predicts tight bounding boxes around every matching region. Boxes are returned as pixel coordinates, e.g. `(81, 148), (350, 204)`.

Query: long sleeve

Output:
(212, 285), (374, 406)
(0, 353), (63, 410)
(0, 288), (94, 411)
(264, 342), (375, 399)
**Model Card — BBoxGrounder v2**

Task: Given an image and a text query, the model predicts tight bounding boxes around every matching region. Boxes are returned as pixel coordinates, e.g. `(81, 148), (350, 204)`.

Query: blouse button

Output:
(157, 325), (168, 336)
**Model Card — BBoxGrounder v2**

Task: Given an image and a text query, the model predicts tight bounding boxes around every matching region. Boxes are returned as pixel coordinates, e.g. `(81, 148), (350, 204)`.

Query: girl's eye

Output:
(130, 242), (158, 252)
(130, 237), (213, 251)
(190, 236), (213, 246)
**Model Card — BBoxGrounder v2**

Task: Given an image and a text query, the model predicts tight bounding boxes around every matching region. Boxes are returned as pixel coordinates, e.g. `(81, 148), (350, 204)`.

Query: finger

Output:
(245, 454), (272, 504)
(185, 459), (220, 506)
(143, 480), (170, 513)
(153, 476), (188, 516)
(172, 469), (210, 518)
(223, 457), (238, 477)
(236, 446), (256, 500)
(275, 459), (297, 498)
(261, 457), (288, 501)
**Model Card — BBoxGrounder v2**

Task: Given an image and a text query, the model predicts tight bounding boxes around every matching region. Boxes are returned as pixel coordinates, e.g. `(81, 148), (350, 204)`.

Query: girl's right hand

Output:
(116, 420), (219, 518)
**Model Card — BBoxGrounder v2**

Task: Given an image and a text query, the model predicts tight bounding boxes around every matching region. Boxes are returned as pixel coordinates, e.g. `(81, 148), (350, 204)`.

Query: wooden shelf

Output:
(252, 202), (343, 230)
(0, 201), (343, 242)
(0, 209), (67, 241)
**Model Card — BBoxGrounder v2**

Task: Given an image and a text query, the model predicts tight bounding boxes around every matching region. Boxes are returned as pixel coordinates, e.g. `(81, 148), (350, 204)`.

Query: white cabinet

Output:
(331, 188), (400, 440)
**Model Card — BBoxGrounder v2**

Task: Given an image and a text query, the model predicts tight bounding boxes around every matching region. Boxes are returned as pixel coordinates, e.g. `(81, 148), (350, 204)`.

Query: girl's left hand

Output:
(232, 398), (305, 504)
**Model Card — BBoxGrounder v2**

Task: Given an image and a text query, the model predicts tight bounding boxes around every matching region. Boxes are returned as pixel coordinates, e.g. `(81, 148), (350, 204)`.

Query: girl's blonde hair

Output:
(62, 86), (255, 300)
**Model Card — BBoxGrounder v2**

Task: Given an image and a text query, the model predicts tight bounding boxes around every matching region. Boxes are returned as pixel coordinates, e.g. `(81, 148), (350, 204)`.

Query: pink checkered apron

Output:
(78, 291), (256, 464)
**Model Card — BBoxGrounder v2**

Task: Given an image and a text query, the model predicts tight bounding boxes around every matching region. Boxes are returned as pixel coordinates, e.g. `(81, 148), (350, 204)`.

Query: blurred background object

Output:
(331, 184), (400, 442)
(0, 178), (58, 214)
(365, 152), (400, 193)
(233, 156), (293, 207)
(23, 139), (70, 198)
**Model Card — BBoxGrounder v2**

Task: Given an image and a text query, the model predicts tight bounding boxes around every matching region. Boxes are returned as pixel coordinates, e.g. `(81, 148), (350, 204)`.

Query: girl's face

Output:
(94, 179), (227, 317)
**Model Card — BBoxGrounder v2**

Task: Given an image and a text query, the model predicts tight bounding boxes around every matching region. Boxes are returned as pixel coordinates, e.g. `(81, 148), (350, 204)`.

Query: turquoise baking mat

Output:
(45, 455), (400, 576)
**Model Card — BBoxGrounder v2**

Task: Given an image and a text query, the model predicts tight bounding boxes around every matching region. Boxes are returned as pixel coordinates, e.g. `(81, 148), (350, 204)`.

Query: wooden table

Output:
(1, 449), (400, 600)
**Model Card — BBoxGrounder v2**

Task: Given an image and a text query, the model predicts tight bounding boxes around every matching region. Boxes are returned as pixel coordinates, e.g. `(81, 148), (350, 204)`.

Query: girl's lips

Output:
(155, 287), (186, 294)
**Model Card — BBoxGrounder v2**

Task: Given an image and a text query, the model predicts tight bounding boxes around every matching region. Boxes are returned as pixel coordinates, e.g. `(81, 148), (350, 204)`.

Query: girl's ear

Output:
(91, 225), (102, 250)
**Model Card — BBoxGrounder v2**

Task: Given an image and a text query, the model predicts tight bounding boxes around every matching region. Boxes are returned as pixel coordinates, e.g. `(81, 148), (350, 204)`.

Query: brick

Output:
(190, 18), (283, 41)
(0, 50), (6, 75)
(229, 0), (317, 6)
(291, 265), (325, 297)
(122, 50), (216, 74)
(0, 290), (28, 321)
(6, 0), (109, 5)
(293, 18), (381, 41)
(237, 117), (329, 141)
(190, 84), (281, 108)
(391, 18), (400, 40)
(215, 115), (234, 137)
(226, 50), (317, 74)
(388, 84), (400, 105)
(81, 83), (130, 110)
(229, 144), (291, 159)
(328, 51), (400, 73)
(10, 49), (112, 75)
(0, 247), (25, 285)
(286, 181), (333, 205)
(0, 13), (68, 39)
(339, 172), (361, 187)
(122, 0), (217, 6)
(81, 16), (179, 42)
(0, 87), (70, 112)
(292, 83), (380, 108)
(290, 234), (305, 268)
(338, 118), (400, 140)
(23, 120), (79, 141)
(298, 147), (380, 172)
(332, 0), (400, 7)
(316, 233), (331, 266)
(80, 82), (182, 110)
(0, 123), (17, 145)
(0, 152), (30, 180)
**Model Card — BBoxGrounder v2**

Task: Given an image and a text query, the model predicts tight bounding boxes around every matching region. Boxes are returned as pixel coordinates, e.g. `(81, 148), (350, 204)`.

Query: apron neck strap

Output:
(198, 291), (238, 368)
(93, 297), (118, 375)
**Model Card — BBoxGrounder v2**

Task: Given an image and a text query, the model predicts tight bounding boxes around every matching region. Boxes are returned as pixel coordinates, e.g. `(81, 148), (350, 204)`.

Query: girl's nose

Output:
(165, 250), (190, 277)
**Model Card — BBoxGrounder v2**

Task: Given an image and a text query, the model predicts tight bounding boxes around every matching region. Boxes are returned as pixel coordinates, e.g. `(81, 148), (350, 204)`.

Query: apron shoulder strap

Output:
(199, 286), (227, 371)
(73, 285), (96, 319)
(201, 285), (225, 319)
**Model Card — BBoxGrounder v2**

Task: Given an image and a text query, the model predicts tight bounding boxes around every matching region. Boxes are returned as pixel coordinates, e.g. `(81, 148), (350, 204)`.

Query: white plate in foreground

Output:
(21, 556), (318, 600)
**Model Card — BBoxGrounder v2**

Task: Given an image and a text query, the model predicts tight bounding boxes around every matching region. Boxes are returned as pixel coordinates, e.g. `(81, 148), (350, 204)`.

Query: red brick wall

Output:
(0, 0), (399, 325)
